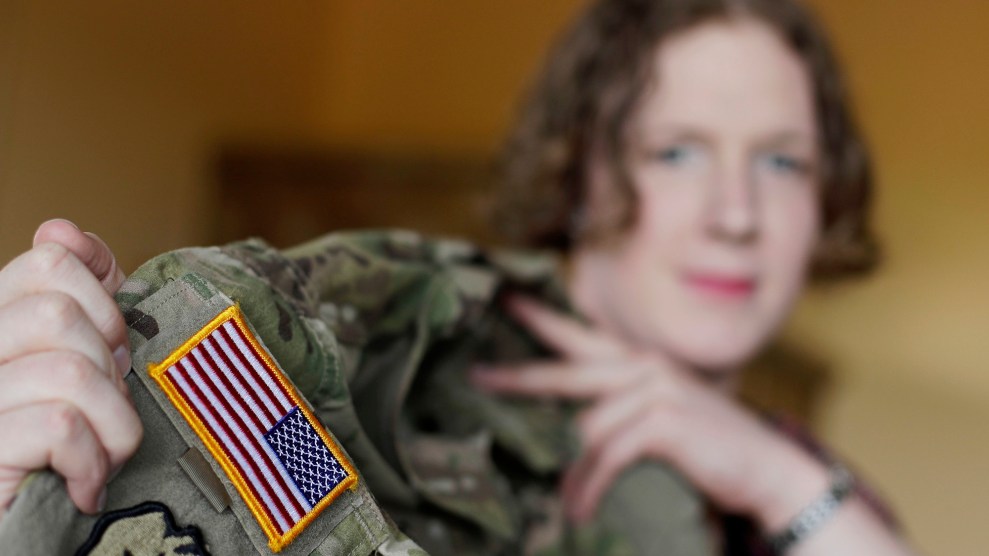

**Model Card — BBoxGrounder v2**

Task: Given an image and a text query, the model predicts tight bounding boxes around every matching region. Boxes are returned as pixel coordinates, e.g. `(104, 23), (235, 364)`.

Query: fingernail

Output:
(97, 487), (108, 512)
(49, 218), (79, 229)
(33, 219), (76, 245)
(113, 345), (132, 376)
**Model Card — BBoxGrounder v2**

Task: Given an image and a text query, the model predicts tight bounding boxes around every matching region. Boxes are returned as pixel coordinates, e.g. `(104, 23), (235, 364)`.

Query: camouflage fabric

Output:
(0, 230), (712, 555)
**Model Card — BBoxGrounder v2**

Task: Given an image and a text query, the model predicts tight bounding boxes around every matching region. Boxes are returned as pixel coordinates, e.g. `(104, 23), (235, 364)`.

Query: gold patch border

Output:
(149, 304), (359, 552)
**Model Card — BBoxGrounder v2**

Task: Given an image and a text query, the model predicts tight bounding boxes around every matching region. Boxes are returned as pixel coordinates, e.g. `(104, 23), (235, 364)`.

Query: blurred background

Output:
(1, 1), (986, 553)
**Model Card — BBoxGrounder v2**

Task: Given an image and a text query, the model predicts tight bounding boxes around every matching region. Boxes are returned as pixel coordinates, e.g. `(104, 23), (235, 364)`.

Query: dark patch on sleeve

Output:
(295, 257), (313, 278)
(75, 501), (210, 556)
(290, 280), (307, 305)
(124, 308), (160, 340)
(322, 246), (371, 267)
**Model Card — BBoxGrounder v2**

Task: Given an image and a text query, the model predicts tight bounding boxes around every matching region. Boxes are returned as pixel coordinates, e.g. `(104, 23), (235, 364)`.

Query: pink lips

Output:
(684, 272), (756, 300)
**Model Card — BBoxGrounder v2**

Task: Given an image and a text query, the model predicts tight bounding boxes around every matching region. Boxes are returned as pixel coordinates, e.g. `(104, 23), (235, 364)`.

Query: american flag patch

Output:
(149, 305), (357, 552)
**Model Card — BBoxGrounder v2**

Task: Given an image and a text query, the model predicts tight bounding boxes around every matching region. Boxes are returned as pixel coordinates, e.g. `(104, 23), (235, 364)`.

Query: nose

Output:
(706, 158), (758, 243)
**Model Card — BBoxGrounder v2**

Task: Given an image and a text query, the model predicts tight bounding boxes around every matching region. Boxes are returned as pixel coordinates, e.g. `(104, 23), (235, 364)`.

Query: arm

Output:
(472, 295), (916, 556)
(752, 445), (913, 556)
(0, 219), (142, 520)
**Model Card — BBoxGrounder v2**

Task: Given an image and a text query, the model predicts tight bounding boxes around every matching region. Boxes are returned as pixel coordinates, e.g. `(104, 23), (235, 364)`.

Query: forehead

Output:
(631, 18), (817, 139)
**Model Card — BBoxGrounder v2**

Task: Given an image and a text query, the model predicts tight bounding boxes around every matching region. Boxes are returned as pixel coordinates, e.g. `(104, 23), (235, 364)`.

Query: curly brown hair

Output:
(493, 0), (878, 280)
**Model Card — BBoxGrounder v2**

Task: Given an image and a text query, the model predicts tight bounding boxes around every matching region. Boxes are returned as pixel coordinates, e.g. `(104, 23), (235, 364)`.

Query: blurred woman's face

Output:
(572, 19), (821, 372)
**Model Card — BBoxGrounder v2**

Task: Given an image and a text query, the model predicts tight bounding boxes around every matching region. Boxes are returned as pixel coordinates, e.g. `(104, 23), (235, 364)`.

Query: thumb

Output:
(33, 219), (126, 293)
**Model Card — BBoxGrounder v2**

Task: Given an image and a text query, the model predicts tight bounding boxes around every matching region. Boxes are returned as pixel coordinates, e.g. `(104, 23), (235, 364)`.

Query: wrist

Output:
(767, 463), (857, 553)
(748, 442), (832, 532)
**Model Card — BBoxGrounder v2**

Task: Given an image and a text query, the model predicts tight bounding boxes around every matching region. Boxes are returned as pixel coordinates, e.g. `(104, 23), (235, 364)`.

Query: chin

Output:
(652, 319), (769, 373)
(672, 341), (759, 373)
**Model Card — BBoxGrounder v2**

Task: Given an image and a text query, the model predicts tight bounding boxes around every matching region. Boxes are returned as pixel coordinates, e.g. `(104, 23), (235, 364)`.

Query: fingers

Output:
(578, 382), (667, 450)
(561, 375), (686, 523)
(0, 241), (129, 364)
(0, 351), (142, 468)
(32, 219), (126, 294)
(0, 402), (110, 516)
(504, 295), (626, 360)
(562, 413), (667, 523)
(0, 220), (139, 521)
(471, 360), (648, 399)
(0, 293), (124, 393)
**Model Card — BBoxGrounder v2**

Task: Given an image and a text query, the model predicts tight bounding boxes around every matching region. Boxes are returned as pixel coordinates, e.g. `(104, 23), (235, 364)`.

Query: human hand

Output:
(470, 295), (828, 530)
(0, 219), (143, 520)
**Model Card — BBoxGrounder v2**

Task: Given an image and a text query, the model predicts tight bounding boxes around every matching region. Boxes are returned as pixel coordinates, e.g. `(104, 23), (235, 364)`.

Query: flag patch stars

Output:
(265, 408), (351, 507)
(149, 305), (357, 552)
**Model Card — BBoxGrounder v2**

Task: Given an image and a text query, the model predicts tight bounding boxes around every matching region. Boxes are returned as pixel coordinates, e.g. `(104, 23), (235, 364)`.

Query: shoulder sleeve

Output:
(7, 237), (428, 556)
(92, 229), (712, 556)
(280, 230), (714, 556)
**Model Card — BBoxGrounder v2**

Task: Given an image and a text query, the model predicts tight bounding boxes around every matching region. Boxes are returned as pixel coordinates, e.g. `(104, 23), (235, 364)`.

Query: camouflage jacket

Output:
(0, 230), (712, 556)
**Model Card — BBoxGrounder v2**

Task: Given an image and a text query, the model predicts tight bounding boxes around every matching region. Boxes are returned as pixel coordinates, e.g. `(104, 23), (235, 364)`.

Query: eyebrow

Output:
(629, 125), (713, 145)
(757, 131), (817, 149)
(631, 124), (816, 149)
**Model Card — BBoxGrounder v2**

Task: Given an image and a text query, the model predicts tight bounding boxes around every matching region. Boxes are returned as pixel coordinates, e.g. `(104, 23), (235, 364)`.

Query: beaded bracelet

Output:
(768, 462), (855, 553)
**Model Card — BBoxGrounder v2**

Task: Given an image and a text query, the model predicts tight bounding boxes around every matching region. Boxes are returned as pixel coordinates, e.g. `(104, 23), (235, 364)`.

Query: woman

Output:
(467, 0), (911, 553)
(0, 0), (915, 554)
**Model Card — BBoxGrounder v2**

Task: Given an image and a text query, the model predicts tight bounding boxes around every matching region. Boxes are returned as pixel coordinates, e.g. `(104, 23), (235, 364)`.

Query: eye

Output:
(761, 153), (812, 176)
(651, 144), (696, 166)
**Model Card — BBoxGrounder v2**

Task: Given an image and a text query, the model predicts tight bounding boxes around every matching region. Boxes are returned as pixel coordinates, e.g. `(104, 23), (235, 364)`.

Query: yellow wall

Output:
(0, 0), (580, 268)
(2, 1), (987, 553)
(0, 0), (335, 268)
(311, 0), (580, 154)
(798, 0), (989, 406)
(794, 1), (989, 552)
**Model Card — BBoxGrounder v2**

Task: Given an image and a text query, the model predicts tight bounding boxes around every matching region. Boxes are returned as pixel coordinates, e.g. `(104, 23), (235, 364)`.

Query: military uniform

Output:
(0, 230), (712, 555)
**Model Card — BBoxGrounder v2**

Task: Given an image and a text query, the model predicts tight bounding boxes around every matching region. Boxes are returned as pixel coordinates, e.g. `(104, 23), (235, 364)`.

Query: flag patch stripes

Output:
(149, 305), (357, 552)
